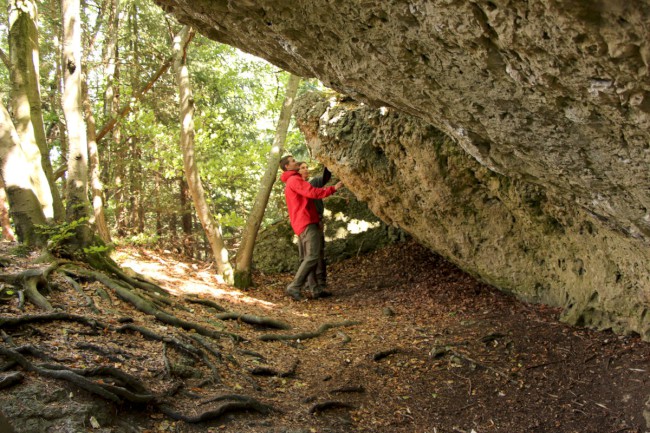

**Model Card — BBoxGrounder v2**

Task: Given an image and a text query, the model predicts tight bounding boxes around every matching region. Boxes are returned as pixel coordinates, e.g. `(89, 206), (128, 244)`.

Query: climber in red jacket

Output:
(279, 155), (343, 300)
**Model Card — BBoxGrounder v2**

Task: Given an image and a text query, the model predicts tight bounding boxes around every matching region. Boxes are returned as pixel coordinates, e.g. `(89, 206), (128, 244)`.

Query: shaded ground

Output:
(0, 240), (649, 433)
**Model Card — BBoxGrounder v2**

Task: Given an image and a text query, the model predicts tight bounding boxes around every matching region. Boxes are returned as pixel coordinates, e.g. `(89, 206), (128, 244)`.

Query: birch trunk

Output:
(173, 26), (233, 284)
(61, 0), (92, 248)
(234, 74), (301, 288)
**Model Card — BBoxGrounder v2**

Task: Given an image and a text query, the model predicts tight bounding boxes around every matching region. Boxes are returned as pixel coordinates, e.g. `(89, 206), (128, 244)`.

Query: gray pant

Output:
(299, 223), (326, 289)
(287, 224), (322, 292)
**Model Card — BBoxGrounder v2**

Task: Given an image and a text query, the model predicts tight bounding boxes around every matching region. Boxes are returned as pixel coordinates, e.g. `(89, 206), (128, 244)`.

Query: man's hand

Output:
(334, 181), (344, 191)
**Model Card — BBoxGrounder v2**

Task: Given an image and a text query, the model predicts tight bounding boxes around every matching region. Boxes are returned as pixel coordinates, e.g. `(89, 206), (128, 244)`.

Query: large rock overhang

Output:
(294, 92), (650, 340)
(154, 1), (650, 338)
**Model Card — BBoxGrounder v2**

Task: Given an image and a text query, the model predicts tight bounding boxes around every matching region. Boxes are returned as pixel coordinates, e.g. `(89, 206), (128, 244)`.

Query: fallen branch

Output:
(259, 320), (360, 342)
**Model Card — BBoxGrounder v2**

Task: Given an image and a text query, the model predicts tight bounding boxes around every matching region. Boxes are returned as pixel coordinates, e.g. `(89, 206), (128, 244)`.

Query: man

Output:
(280, 155), (343, 300)
(298, 162), (331, 294)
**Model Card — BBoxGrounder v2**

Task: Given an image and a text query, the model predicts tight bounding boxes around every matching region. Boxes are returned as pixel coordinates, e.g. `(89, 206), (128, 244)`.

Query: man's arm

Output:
(288, 176), (340, 199)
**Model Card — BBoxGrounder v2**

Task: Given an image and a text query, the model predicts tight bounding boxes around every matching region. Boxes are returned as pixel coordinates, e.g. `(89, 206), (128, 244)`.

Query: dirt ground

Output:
(1, 240), (649, 433)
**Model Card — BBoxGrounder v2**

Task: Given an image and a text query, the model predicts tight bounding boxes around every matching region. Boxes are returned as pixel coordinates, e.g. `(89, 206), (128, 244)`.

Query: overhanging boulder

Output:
(294, 92), (650, 339)
(154, 0), (650, 338)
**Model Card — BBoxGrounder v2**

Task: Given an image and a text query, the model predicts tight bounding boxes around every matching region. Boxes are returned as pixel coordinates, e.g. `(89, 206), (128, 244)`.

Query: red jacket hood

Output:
(281, 170), (299, 183)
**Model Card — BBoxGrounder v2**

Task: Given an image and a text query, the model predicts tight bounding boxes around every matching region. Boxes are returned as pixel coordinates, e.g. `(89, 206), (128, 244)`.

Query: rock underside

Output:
(154, 0), (650, 339)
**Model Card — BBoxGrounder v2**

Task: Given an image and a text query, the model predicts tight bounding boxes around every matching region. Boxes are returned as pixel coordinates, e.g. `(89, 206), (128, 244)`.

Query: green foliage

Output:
(36, 218), (90, 255)
(83, 244), (112, 256)
(118, 232), (161, 247)
(3, 0), (321, 258)
(8, 244), (31, 258)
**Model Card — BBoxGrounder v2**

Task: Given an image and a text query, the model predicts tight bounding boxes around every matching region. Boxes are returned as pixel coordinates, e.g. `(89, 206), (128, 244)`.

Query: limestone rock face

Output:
(294, 92), (650, 339)
(155, 1), (650, 338)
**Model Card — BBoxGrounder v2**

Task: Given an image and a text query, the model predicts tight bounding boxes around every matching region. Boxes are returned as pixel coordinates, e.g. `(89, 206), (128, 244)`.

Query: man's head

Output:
(298, 162), (309, 180)
(280, 155), (299, 172)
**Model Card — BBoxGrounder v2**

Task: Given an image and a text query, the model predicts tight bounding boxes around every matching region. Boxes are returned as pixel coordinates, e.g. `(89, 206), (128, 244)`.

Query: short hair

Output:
(279, 155), (294, 171)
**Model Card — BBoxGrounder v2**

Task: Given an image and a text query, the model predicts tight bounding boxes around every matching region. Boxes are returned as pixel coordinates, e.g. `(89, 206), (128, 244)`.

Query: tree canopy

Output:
(0, 0), (319, 261)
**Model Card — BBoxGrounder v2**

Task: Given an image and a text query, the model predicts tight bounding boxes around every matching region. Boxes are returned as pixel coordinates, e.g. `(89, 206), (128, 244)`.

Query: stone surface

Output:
(293, 92), (650, 340)
(154, 1), (650, 338)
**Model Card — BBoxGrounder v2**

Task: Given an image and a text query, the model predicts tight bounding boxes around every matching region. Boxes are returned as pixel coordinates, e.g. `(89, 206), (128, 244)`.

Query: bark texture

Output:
(0, 101), (47, 245)
(62, 0), (92, 248)
(8, 0), (57, 220)
(234, 74), (300, 288)
(173, 26), (234, 283)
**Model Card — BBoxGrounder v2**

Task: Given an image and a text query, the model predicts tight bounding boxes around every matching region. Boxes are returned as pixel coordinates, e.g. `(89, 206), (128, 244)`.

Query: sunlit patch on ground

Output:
(115, 250), (276, 309)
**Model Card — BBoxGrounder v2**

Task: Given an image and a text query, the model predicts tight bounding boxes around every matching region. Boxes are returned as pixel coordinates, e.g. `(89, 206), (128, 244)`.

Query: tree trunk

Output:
(61, 0), (92, 249)
(83, 82), (111, 243)
(128, 140), (144, 234)
(180, 178), (193, 258)
(8, 0), (58, 221)
(0, 101), (47, 246)
(0, 178), (17, 242)
(173, 26), (234, 284)
(102, 0), (119, 120)
(234, 74), (301, 288)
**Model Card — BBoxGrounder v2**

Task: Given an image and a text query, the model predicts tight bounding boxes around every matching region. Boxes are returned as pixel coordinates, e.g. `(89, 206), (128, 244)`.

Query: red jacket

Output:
(281, 170), (337, 235)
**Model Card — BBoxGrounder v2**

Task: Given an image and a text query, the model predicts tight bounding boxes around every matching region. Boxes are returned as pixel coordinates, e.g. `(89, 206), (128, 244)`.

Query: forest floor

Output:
(0, 240), (649, 433)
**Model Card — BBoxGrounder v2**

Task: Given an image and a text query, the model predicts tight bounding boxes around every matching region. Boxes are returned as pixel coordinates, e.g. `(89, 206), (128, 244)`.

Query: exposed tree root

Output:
(0, 253), (278, 426)
(250, 360), (299, 378)
(62, 274), (99, 313)
(63, 266), (244, 342)
(309, 401), (355, 414)
(433, 346), (518, 385)
(330, 385), (365, 394)
(259, 320), (361, 342)
(0, 312), (107, 329)
(159, 398), (276, 423)
(215, 312), (291, 330)
(117, 323), (203, 357)
(0, 347), (122, 402)
(0, 261), (69, 310)
(0, 371), (23, 389)
(372, 348), (401, 361)
(185, 297), (227, 312)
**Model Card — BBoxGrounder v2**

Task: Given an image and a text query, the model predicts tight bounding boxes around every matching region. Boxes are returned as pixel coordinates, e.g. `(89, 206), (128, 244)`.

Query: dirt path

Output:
(1, 241), (649, 433)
